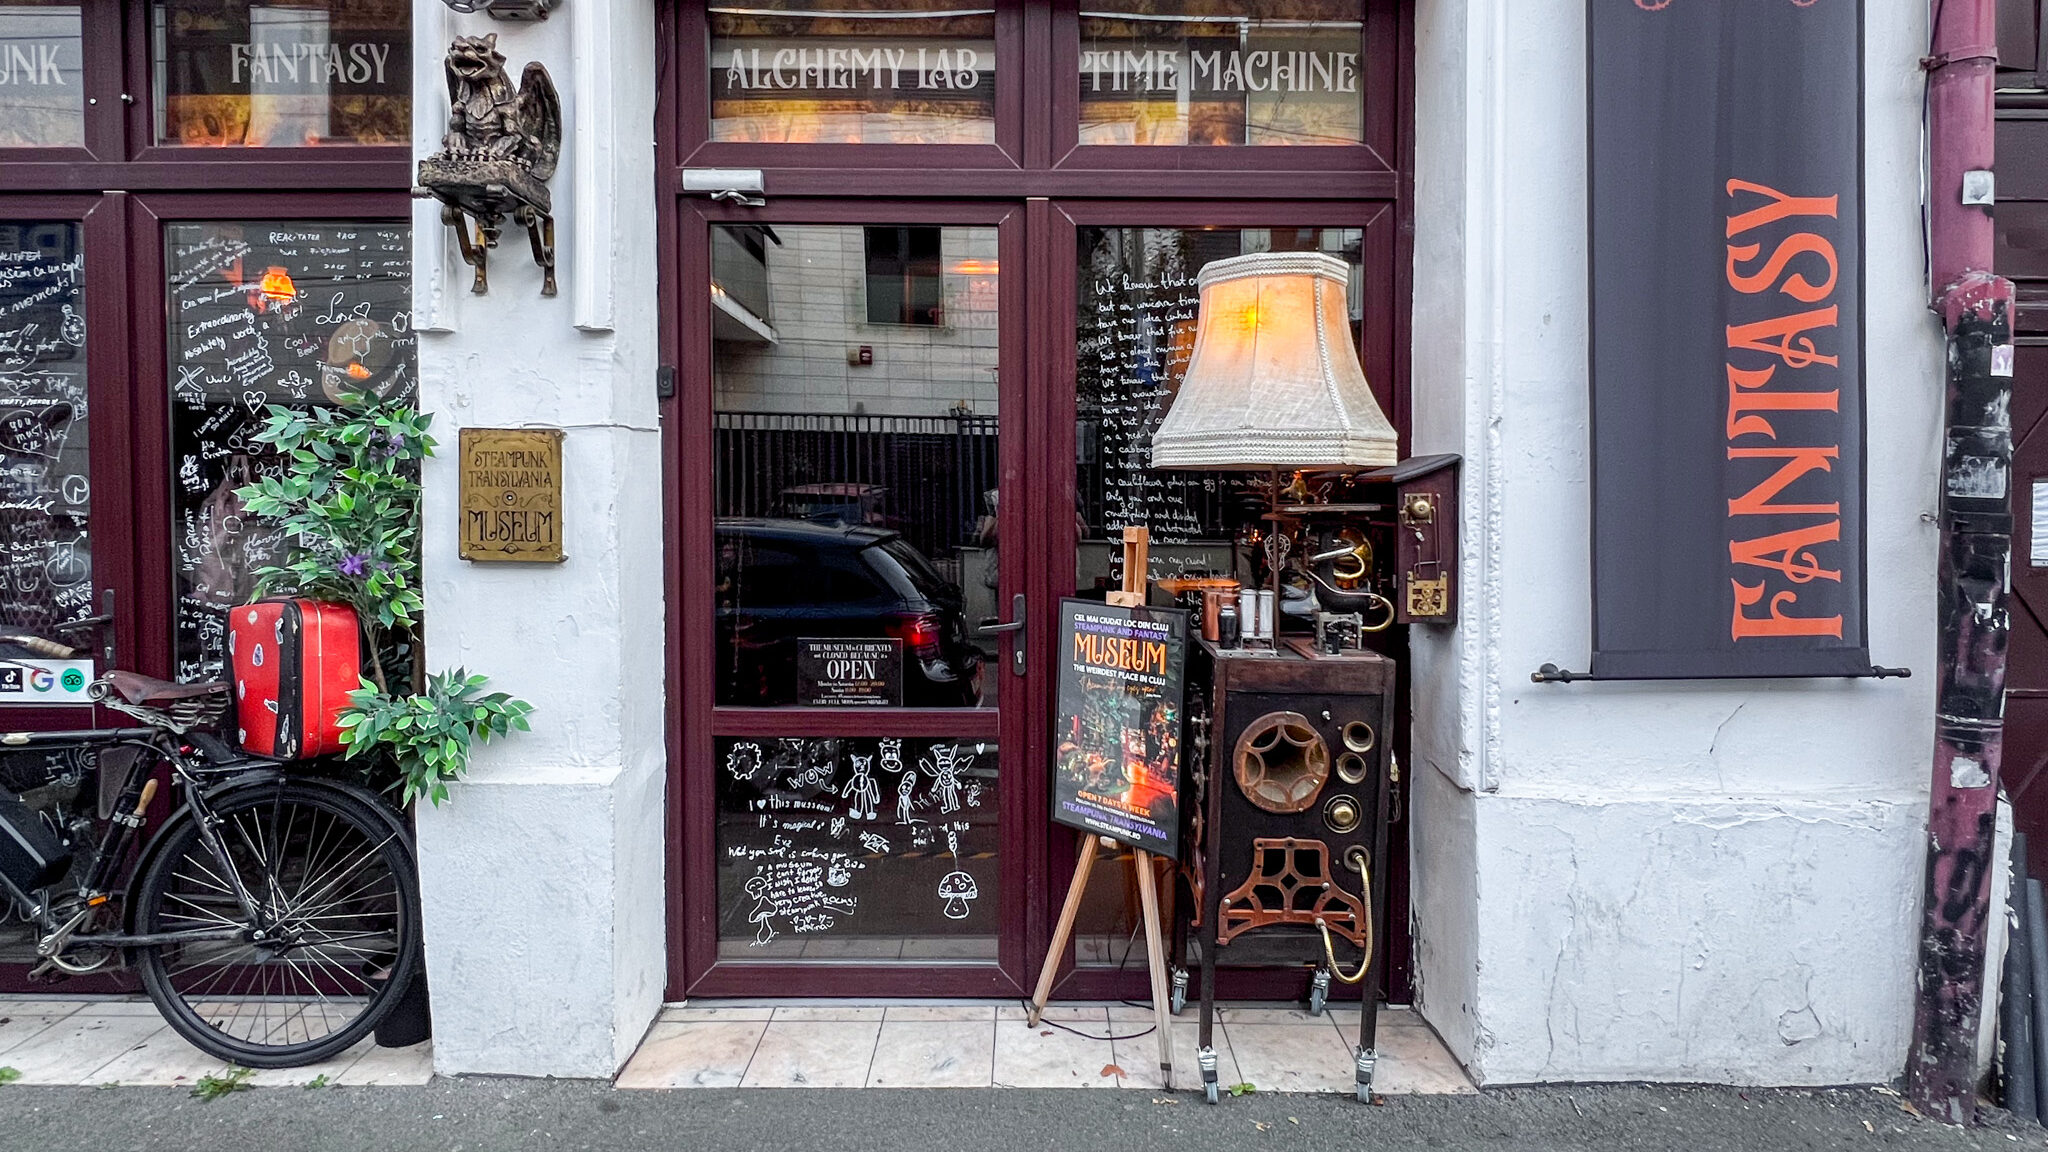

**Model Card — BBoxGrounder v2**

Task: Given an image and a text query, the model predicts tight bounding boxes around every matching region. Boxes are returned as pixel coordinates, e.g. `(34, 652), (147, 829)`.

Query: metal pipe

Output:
(2028, 878), (2048, 1119)
(1905, 0), (2017, 1122)
(2005, 834), (2037, 1120)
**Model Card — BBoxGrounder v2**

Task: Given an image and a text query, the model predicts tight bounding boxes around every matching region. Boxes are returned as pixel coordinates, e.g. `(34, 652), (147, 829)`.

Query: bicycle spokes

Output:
(150, 793), (405, 1054)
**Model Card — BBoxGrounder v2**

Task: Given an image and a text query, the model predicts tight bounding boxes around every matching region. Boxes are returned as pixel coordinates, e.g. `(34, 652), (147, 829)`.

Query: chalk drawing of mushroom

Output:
(744, 874), (779, 945)
(938, 871), (979, 920)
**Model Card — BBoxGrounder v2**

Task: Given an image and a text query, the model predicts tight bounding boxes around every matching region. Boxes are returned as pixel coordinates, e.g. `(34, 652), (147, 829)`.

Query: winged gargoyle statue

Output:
(416, 34), (562, 297)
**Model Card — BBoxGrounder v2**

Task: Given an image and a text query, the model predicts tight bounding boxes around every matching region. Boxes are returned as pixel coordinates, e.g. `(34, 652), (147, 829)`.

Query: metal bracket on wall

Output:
(682, 169), (766, 208)
(440, 0), (560, 20)
(1529, 661), (1912, 684)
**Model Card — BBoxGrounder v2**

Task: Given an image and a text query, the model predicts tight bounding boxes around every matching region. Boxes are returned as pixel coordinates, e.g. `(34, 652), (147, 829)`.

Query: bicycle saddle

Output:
(100, 671), (229, 707)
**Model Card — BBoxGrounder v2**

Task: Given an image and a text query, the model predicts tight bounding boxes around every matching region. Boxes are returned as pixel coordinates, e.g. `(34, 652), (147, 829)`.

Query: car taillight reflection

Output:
(886, 614), (944, 659)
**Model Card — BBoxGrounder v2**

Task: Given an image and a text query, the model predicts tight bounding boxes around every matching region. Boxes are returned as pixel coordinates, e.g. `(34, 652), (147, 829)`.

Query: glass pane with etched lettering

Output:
(165, 220), (414, 680)
(712, 223), (999, 709)
(716, 735), (999, 961)
(151, 0), (409, 147)
(0, 3), (84, 147)
(1070, 223), (1364, 965)
(1079, 0), (1365, 146)
(709, 0), (996, 144)
(0, 221), (94, 697)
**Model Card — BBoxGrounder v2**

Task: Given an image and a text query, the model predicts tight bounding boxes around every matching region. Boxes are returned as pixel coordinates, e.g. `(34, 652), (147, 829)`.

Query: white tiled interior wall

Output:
(715, 225), (1001, 418)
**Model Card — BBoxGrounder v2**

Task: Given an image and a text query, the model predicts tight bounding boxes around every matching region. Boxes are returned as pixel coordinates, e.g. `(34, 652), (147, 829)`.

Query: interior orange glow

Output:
(951, 259), (999, 276)
(258, 266), (297, 304)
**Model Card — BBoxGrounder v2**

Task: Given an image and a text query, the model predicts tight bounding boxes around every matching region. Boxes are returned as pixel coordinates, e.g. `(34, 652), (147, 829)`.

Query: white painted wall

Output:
(409, 0), (666, 1078)
(397, 0), (1953, 1086)
(1408, 0), (1943, 1084)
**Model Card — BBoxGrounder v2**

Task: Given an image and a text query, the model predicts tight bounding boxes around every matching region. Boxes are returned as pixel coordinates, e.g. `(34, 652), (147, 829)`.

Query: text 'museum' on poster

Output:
(1052, 599), (1187, 860)
(1588, 0), (1868, 679)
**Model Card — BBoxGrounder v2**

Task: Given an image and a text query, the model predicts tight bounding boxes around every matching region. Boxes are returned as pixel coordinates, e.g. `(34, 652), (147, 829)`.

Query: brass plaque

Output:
(459, 428), (565, 563)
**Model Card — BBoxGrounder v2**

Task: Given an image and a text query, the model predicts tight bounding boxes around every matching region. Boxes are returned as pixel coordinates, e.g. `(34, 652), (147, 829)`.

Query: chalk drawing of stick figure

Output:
(896, 767), (920, 825)
(924, 745), (972, 814)
(846, 754), (880, 821)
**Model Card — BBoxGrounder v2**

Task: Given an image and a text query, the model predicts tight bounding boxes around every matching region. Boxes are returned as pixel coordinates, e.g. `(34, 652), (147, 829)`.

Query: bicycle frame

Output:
(1, 726), (279, 967)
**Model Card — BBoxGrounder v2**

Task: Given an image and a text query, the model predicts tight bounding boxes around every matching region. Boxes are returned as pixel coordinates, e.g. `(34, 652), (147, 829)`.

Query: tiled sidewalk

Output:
(0, 996), (1472, 1095)
(617, 1003), (1475, 1094)
(0, 997), (431, 1088)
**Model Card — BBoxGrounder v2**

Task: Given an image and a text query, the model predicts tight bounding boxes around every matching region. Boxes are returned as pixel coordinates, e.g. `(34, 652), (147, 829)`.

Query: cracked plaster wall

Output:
(1410, 0), (1942, 1085)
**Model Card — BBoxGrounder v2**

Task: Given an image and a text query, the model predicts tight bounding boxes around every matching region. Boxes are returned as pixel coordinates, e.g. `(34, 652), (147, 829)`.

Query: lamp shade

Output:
(1149, 251), (1397, 471)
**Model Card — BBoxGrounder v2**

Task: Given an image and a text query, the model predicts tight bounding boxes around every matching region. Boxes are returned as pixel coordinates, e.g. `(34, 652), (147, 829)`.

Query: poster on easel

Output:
(1051, 598), (1188, 860)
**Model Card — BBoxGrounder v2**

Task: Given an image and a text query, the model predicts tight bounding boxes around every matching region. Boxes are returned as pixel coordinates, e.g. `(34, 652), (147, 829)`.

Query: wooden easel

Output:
(1026, 527), (1175, 1088)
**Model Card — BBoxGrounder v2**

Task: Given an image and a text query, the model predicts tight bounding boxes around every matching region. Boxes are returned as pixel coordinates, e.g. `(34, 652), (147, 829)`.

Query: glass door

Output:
(1041, 200), (1404, 1003)
(0, 196), (135, 723)
(674, 200), (1037, 996)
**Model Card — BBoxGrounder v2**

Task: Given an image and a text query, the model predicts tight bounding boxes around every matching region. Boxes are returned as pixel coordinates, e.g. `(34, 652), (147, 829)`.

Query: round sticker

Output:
(59, 668), (84, 692)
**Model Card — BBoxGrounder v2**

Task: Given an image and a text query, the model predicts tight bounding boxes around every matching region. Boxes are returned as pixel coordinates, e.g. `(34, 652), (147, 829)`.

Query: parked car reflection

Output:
(715, 518), (984, 708)
(778, 482), (891, 530)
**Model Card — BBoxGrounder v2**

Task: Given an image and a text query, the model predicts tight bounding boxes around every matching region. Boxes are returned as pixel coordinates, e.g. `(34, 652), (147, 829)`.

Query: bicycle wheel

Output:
(132, 780), (422, 1068)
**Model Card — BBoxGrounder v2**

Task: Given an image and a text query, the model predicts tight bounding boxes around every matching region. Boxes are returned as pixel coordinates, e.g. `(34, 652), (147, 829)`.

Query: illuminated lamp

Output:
(1149, 251), (1396, 471)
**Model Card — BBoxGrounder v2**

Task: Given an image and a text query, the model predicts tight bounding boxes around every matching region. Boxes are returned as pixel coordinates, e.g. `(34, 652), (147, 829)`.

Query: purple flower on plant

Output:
(338, 553), (369, 578)
(383, 431), (406, 458)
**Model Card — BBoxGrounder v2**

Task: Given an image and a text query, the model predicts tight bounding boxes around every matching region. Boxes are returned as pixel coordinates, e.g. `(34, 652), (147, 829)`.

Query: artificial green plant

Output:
(236, 393), (531, 805)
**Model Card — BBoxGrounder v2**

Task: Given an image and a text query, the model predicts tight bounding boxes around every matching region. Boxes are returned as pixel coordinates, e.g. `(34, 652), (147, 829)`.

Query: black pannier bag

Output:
(0, 788), (69, 894)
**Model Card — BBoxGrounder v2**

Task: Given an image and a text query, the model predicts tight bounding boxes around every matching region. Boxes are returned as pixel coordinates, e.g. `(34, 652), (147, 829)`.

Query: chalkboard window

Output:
(864, 226), (945, 327)
(1078, 0), (1366, 147)
(712, 223), (999, 710)
(0, 221), (92, 649)
(151, 0), (410, 147)
(165, 220), (414, 681)
(709, 0), (997, 144)
(716, 735), (999, 961)
(0, 3), (85, 148)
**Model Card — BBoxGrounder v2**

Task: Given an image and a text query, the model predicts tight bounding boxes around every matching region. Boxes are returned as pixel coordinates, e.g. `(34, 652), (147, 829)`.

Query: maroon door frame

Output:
(0, 1), (411, 994)
(1034, 199), (1407, 1005)
(0, 192), (138, 736)
(669, 199), (1040, 997)
(659, 0), (1418, 1001)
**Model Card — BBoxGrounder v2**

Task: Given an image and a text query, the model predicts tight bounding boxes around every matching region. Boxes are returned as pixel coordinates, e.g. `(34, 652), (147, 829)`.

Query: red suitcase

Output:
(228, 599), (362, 760)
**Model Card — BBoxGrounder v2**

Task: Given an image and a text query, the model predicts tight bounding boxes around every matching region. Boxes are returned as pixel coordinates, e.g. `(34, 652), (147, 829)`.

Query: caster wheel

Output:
(1356, 1084), (1372, 1104)
(1308, 984), (1327, 1016)
(1205, 1082), (1220, 1105)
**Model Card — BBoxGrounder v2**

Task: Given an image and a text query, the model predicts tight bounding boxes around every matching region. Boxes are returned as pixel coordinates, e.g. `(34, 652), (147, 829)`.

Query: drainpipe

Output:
(1905, 0), (2016, 1124)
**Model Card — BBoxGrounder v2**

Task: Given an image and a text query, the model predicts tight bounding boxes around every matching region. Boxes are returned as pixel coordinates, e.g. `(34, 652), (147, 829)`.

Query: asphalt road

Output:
(3, 1081), (2048, 1152)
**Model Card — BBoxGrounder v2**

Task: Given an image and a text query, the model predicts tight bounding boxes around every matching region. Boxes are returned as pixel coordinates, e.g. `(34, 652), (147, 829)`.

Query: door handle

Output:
(56, 590), (115, 670)
(976, 594), (1026, 677)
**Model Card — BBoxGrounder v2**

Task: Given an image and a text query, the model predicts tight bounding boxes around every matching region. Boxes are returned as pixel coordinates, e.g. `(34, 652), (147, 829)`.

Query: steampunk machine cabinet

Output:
(1181, 639), (1395, 1103)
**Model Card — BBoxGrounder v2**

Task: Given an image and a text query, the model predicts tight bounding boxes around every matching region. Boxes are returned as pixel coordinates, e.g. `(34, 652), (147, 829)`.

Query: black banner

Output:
(1588, 0), (1867, 679)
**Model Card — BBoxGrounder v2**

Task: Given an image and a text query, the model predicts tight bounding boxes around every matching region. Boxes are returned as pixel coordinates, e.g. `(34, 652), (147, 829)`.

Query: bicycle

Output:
(0, 639), (423, 1069)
